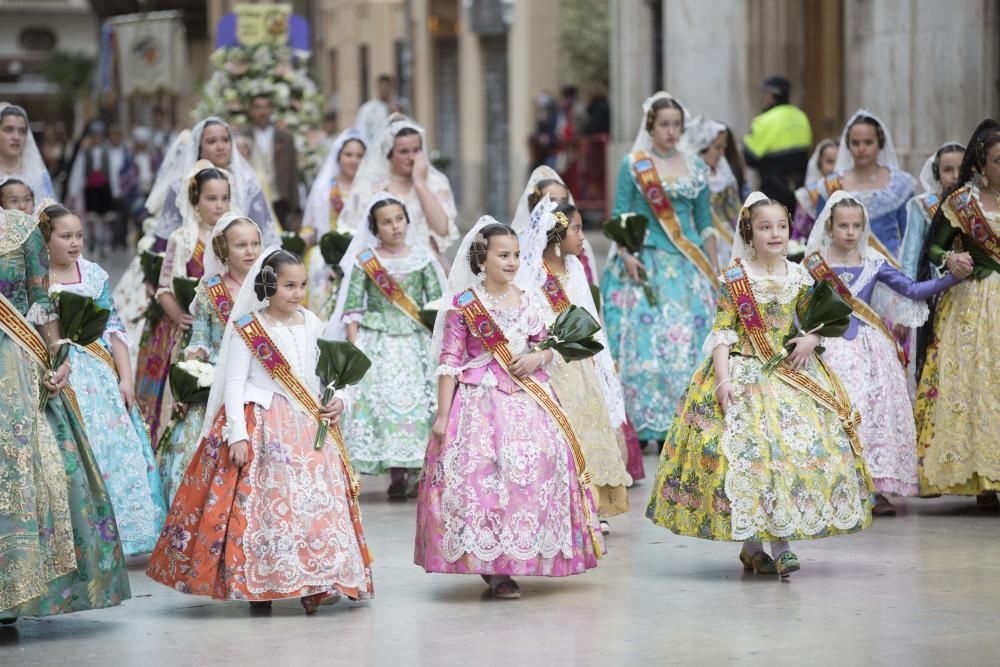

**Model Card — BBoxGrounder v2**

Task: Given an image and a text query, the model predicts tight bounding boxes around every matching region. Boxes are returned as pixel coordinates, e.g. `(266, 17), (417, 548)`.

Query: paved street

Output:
(3, 458), (998, 666)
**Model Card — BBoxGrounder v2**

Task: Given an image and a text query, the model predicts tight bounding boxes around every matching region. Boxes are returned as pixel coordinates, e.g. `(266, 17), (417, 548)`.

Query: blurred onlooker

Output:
(150, 105), (175, 152)
(529, 91), (558, 171)
(354, 73), (394, 144)
(68, 121), (123, 257)
(121, 125), (158, 236)
(584, 86), (610, 136)
(554, 86), (586, 184)
(742, 75), (812, 211)
(241, 92), (300, 230)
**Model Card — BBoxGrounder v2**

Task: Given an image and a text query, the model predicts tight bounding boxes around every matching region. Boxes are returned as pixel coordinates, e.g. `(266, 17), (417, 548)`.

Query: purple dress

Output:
(415, 292), (603, 577)
(821, 259), (958, 496)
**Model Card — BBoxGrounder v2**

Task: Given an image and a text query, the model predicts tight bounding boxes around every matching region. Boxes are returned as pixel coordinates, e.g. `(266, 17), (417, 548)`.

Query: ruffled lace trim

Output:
(435, 352), (493, 378)
(701, 329), (738, 356)
(26, 302), (56, 325)
(871, 283), (929, 328)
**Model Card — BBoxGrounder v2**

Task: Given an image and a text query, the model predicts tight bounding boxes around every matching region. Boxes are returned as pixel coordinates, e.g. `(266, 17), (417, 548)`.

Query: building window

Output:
(19, 28), (57, 52)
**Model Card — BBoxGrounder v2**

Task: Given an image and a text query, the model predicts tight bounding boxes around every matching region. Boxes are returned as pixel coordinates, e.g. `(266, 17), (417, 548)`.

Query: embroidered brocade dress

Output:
(340, 248), (441, 473)
(146, 309), (373, 601)
(415, 292), (603, 576)
(541, 262), (632, 518)
(600, 153), (716, 441)
(135, 227), (206, 445)
(814, 169), (916, 257)
(916, 185), (1000, 496)
(58, 258), (167, 555)
(0, 219), (129, 619)
(819, 259), (957, 497)
(156, 273), (233, 506)
(645, 261), (874, 542)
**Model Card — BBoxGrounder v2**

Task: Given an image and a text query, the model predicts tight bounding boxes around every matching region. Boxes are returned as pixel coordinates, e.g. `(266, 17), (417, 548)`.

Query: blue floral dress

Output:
(57, 258), (167, 556)
(600, 152), (716, 442)
(156, 274), (231, 505)
(814, 168), (916, 257)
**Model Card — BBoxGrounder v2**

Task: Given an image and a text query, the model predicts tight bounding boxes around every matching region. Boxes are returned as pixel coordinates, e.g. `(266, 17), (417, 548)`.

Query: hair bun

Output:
(254, 264), (279, 300)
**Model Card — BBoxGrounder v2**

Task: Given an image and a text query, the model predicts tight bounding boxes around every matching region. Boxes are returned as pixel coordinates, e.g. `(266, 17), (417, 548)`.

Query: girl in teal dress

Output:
(600, 92), (718, 444)
(44, 203), (166, 556)
(0, 208), (129, 622)
(156, 214), (261, 505)
(330, 193), (445, 499)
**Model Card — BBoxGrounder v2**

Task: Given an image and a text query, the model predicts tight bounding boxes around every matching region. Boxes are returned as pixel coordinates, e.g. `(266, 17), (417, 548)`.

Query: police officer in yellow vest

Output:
(742, 76), (812, 212)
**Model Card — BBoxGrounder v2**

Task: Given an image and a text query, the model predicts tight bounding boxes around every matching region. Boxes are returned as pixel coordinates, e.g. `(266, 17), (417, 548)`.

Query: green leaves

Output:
(319, 230), (354, 268)
(314, 339), (371, 450)
(57, 291), (110, 349)
(533, 305), (605, 362)
(168, 361), (212, 405)
(761, 281), (854, 375)
(172, 277), (200, 313)
(601, 213), (656, 305)
(601, 213), (648, 255)
(316, 339), (371, 392)
(280, 231), (306, 258)
(140, 250), (165, 285)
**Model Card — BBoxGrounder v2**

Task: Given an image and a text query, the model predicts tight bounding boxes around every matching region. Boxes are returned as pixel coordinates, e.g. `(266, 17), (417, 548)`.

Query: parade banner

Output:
(112, 13), (189, 96)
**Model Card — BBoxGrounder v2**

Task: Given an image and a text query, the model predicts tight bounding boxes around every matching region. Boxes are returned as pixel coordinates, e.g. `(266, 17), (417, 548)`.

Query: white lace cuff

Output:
(887, 296), (930, 328)
(109, 329), (133, 349)
(341, 311), (364, 324)
(701, 329), (738, 356)
(701, 227), (719, 242)
(26, 302), (57, 325)
(434, 364), (463, 377)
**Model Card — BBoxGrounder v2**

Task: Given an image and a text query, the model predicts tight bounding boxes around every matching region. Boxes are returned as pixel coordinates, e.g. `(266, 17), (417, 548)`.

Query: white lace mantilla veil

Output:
(325, 190), (447, 340)
(302, 127), (366, 235)
(630, 91), (692, 155)
(805, 138), (838, 186)
(807, 190), (929, 327)
(834, 108), (902, 173)
(428, 215), (499, 366)
(728, 191), (771, 263)
(154, 117), (278, 245)
(345, 113), (458, 251)
(164, 160), (239, 293)
(919, 141), (965, 195)
(514, 196), (627, 427)
(145, 129), (193, 216)
(197, 243), (281, 443)
(510, 165), (600, 285)
(200, 212), (262, 286)
(0, 103), (52, 201)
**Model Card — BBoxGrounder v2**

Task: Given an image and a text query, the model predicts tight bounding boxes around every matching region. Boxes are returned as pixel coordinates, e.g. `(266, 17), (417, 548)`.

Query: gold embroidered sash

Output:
(948, 186), (1000, 264)
(630, 151), (720, 288)
(454, 288), (603, 557)
(357, 249), (428, 329)
(803, 252), (905, 365)
(204, 274), (235, 325)
(541, 261), (572, 314)
(0, 291), (84, 421)
(723, 259), (864, 456)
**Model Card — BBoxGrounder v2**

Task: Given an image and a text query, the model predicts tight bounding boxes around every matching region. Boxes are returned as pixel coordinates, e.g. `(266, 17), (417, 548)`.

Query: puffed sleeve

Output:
(185, 289), (214, 357)
(611, 157), (635, 218)
(95, 274), (131, 347)
(23, 227), (55, 325)
(341, 263), (367, 323)
(157, 236), (179, 296)
(223, 334), (253, 443)
(700, 281), (739, 356)
(435, 310), (468, 376)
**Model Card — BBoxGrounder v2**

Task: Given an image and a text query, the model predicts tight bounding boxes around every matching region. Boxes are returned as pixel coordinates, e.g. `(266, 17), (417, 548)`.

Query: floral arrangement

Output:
(194, 44), (325, 183)
(43, 286), (110, 409)
(169, 359), (215, 404)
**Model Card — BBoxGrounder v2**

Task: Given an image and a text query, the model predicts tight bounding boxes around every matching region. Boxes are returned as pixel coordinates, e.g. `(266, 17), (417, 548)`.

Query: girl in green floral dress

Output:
(645, 193), (874, 577)
(0, 208), (129, 623)
(329, 193), (446, 499)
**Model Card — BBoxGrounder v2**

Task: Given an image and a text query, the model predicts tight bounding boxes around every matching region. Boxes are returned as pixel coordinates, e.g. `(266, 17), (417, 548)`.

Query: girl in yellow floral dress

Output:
(645, 192), (873, 577)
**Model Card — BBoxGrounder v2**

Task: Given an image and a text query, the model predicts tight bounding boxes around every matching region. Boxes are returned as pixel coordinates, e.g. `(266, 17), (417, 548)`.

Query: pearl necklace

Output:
(477, 284), (511, 311)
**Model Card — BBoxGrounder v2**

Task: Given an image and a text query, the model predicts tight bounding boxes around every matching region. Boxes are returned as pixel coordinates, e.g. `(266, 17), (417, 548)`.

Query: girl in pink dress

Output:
(415, 218), (604, 600)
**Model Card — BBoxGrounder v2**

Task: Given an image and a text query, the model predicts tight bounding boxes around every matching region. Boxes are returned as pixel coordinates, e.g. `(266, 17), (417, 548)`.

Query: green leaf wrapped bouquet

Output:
(314, 339), (371, 450)
(601, 213), (656, 305)
(761, 280), (853, 375)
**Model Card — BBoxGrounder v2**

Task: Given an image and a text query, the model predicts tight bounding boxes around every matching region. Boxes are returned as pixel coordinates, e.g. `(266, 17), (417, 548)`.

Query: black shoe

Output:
(387, 479), (407, 501)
